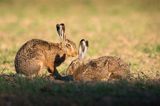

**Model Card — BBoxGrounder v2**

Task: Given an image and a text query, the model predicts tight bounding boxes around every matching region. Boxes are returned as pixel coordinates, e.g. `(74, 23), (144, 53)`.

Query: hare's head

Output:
(67, 39), (89, 75)
(56, 23), (77, 57)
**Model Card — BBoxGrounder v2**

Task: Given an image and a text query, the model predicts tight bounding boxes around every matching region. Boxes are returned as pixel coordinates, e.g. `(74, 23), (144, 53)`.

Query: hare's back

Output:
(85, 56), (119, 71)
(15, 39), (51, 60)
(96, 56), (130, 79)
(73, 56), (111, 81)
(74, 56), (130, 81)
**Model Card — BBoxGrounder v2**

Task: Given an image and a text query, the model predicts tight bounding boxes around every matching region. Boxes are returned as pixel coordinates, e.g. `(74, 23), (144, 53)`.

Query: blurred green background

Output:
(0, 0), (160, 80)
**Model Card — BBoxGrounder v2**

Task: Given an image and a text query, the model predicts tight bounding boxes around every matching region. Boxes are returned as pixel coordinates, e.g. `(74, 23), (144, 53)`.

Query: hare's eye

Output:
(66, 44), (71, 48)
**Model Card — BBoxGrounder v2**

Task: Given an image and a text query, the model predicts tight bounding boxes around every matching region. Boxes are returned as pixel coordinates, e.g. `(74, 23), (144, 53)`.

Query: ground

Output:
(0, 0), (160, 105)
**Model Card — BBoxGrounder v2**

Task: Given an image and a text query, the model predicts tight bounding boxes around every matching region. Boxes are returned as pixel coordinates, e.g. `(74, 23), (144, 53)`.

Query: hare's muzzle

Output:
(67, 50), (78, 57)
(71, 51), (78, 57)
(73, 51), (78, 57)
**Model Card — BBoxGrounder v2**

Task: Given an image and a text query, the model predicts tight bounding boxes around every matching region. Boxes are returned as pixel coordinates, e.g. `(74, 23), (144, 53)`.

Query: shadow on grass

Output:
(0, 74), (160, 106)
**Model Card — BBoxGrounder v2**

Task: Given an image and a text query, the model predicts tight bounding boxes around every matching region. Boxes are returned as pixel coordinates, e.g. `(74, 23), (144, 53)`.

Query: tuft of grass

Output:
(156, 44), (160, 53)
(141, 44), (160, 57)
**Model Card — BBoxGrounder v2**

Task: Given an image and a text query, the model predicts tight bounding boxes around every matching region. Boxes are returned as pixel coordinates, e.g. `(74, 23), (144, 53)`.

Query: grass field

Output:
(0, 0), (160, 105)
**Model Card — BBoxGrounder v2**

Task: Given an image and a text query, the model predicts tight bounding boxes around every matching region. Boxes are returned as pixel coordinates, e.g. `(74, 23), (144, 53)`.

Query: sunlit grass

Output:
(0, 0), (160, 80)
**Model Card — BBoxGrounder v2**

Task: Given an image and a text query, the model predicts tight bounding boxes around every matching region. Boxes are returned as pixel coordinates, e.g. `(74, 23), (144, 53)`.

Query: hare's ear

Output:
(85, 40), (89, 47)
(78, 39), (88, 60)
(56, 23), (66, 42)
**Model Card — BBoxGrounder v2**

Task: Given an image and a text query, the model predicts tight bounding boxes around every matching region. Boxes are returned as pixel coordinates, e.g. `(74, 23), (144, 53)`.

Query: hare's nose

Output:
(74, 51), (78, 56)
(71, 52), (77, 57)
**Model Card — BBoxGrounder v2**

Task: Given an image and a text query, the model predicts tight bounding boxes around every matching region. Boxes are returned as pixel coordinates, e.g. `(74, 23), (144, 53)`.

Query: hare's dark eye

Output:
(66, 44), (71, 48)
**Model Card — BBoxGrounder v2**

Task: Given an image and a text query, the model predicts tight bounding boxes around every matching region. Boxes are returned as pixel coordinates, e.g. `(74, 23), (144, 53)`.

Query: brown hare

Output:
(67, 39), (130, 81)
(14, 23), (77, 78)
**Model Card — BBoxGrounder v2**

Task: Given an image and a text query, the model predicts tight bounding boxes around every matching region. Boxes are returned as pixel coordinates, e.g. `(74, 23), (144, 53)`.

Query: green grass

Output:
(0, 76), (160, 105)
(142, 44), (160, 53)
(0, 0), (160, 105)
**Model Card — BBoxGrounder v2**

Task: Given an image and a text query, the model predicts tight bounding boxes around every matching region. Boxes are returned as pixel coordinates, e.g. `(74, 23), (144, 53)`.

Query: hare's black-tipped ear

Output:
(56, 23), (66, 41)
(56, 24), (60, 36)
(60, 23), (65, 33)
(78, 39), (88, 60)
(85, 40), (89, 47)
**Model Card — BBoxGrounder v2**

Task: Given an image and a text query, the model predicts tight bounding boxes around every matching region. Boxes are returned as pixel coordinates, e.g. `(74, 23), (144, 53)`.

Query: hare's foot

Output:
(106, 73), (112, 81)
(47, 74), (55, 80)
(53, 69), (63, 80)
(47, 66), (62, 80)
(61, 75), (73, 81)
(20, 60), (44, 77)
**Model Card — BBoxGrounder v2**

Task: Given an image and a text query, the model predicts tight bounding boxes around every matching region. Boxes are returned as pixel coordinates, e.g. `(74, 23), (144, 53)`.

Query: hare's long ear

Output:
(85, 40), (89, 47)
(56, 23), (66, 42)
(78, 39), (89, 60)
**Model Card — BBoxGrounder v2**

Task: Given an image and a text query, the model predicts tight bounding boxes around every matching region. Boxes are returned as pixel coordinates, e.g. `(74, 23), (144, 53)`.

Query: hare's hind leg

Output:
(46, 63), (56, 79)
(25, 60), (44, 76)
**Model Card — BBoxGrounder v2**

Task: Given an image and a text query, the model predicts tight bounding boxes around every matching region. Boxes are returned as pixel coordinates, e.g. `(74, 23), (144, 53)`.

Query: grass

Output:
(0, 0), (160, 105)
(0, 76), (160, 105)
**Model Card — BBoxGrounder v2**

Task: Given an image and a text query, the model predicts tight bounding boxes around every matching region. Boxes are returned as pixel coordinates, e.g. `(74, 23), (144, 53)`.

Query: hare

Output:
(67, 39), (130, 81)
(14, 23), (77, 78)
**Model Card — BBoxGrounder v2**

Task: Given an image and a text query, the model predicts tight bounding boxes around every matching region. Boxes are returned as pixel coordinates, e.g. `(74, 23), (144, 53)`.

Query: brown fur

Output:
(15, 39), (77, 77)
(67, 56), (130, 81)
